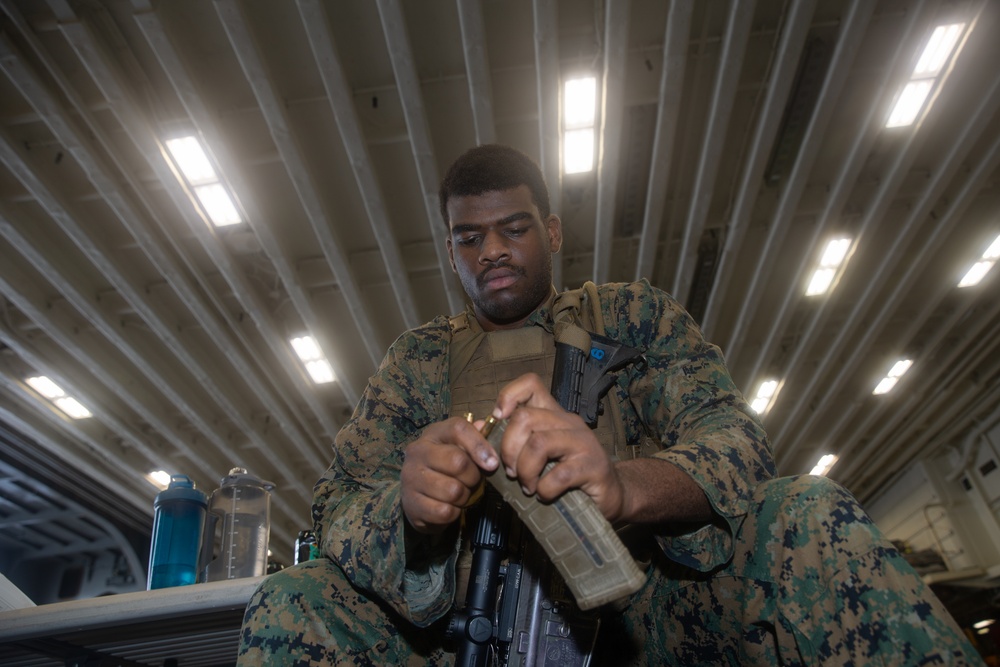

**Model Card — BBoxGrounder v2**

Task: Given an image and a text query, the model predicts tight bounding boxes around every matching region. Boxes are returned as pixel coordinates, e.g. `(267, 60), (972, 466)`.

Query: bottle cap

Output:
(154, 474), (208, 508)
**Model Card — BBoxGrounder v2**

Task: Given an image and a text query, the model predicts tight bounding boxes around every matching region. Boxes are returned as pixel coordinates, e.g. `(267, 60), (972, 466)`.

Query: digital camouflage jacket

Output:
(311, 280), (775, 627)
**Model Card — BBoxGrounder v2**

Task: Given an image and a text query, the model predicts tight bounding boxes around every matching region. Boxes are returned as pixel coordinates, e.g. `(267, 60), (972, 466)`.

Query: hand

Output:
(492, 373), (627, 522)
(400, 417), (499, 534)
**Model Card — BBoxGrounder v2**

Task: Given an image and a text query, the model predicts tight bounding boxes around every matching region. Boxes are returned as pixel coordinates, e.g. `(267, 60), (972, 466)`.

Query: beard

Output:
(462, 254), (552, 326)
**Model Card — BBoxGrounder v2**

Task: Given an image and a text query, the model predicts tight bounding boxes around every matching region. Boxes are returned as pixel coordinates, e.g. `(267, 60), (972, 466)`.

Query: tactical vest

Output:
(447, 282), (630, 458)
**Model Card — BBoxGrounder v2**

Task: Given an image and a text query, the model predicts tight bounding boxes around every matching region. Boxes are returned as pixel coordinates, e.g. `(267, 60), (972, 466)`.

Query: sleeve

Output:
(601, 280), (776, 571)
(310, 320), (460, 626)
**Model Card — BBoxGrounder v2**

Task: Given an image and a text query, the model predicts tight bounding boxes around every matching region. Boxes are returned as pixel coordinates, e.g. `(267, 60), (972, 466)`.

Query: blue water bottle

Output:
(147, 474), (208, 590)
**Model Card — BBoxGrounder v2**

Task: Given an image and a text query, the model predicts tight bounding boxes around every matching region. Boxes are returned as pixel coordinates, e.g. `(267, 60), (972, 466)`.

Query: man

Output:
(239, 145), (979, 665)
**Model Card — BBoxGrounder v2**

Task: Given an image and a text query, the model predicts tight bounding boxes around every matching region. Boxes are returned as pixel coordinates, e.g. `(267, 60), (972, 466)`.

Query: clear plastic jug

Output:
(200, 467), (275, 582)
(147, 474), (207, 590)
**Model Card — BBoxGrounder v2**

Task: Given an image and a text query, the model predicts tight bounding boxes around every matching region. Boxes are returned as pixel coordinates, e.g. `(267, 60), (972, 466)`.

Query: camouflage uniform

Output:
(239, 281), (980, 665)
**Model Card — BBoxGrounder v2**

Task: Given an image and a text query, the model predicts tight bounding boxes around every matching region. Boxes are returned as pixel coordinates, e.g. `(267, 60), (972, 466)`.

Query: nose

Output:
(479, 230), (510, 265)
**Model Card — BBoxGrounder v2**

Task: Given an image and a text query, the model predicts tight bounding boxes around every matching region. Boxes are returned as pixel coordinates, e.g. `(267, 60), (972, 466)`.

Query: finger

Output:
(447, 418), (500, 472)
(492, 372), (561, 420)
(500, 405), (587, 480)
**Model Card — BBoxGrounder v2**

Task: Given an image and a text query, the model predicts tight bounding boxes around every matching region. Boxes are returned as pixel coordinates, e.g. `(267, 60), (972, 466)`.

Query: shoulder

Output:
(382, 316), (452, 369)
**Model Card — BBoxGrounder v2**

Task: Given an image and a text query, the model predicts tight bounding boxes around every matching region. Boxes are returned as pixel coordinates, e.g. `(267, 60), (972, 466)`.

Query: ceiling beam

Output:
(635, 0), (692, 285)
(767, 16), (997, 452)
(457, 0), (496, 146)
(533, 0), (563, 289)
(132, 3), (370, 401)
(376, 0), (466, 315)
(699, 0), (816, 336)
(738, 0), (931, 389)
(671, 0), (755, 303)
(777, 105), (1000, 470)
(24, 3), (335, 469)
(592, 0), (630, 285)
(719, 0), (875, 364)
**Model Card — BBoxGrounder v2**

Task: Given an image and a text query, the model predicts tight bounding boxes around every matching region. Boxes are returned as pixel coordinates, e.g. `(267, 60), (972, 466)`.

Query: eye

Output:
(506, 227), (528, 237)
(455, 235), (480, 247)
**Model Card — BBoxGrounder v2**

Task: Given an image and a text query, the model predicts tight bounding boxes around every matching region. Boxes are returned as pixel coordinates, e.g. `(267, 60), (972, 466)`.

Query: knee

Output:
(747, 475), (884, 555)
(244, 558), (350, 623)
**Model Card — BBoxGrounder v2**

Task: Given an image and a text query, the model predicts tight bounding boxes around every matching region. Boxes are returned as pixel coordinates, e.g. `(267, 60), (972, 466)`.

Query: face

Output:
(446, 185), (562, 331)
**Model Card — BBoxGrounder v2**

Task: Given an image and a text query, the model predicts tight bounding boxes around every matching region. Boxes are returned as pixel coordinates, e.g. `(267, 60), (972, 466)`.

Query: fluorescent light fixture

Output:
(959, 261), (993, 287)
(974, 619), (995, 630)
(54, 397), (92, 419)
(305, 359), (335, 384)
(886, 23), (966, 129)
(165, 135), (242, 226)
(564, 129), (595, 174)
(562, 76), (597, 174)
(873, 359), (912, 395)
(564, 77), (597, 128)
(806, 237), (852, 296)
(809, 453), (839, 476)
(805, 268), (836, 296)
(194, 184), (242, 227)
(984, 234), (1000, 260)
(290, 335), (336, 384)
(913, 24), (965, 77)
(26, 375), (64, 399)
(750, 379), (779, 414)
(26, 375), (92, 419)
(958, 234), (1000, 287)
(145, 470), (172, 490)
(820, 238), (852, 267)
(165, 137), (217, 184)
(886, 80), (933, 128)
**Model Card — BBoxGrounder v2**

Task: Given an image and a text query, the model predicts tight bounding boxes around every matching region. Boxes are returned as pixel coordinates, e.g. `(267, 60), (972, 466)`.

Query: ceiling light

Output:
(873, 359), (912, 395)
(26, 375), (65, 399)
(958, 234), (1000, 287)
(809, 453), (838, 476)
(974, 619), (996, 630)
(194, 184), (242, 227)
(26, 376), (92, 419)
(290, 335), (336, 384)
(805, 237), (852, 296)
(913, 24), (965, 77)
(165, 135), (242, 227)
(562, 76), (597, 175)
(165, 137), (218, 184)
(145, 470), (172, 490)
(984, 234), (1000, 260)
(805, 268), (836, 296)
(750, 379), (779, 414)
(564, 129), (595, 174)
(564, 77), (596, 128)
(886, 80), (933, 128)
(959, 261), (993, 288)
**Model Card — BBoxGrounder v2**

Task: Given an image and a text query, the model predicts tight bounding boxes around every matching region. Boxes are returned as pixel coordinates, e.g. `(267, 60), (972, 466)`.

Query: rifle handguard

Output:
(480, 416), (647, 610)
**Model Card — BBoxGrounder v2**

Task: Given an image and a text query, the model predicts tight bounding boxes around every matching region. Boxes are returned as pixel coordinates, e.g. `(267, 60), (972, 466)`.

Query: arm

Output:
(495, 280), (773, 571)
(312, 320), (472, 626)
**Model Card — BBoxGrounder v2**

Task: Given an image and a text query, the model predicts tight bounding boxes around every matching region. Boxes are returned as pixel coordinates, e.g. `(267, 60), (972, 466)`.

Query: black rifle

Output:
(447, 331), (646, 666)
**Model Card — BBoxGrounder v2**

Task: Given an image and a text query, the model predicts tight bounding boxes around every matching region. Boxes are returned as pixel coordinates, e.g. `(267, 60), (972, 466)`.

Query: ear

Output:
(546, 215), (563, 254)
(446, 236), (458, 274)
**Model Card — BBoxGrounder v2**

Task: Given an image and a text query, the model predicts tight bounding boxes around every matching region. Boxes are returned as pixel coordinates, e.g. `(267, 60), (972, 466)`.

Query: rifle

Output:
(447, 331), (647, 666)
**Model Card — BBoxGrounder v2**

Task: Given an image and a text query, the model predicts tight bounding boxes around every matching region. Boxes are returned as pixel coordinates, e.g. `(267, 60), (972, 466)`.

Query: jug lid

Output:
(154, 474), (208, 507)
(218, 467), (276, 491)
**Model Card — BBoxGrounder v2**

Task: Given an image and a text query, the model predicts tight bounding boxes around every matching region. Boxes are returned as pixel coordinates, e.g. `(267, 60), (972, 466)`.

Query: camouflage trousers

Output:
(238, 476), (982, 665)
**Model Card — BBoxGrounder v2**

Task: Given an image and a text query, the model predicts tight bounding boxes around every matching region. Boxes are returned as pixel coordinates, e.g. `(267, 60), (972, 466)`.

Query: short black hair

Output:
(438, 144), (551, 226)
